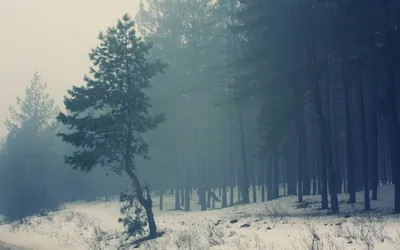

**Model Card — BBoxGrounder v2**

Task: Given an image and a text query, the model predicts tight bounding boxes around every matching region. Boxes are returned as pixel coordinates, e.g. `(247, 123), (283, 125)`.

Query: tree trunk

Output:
(385, 72), (400, 213)
(229, 185), (234, 206)
(144, 206), (157, 238)
(184, 188), (190, 211)
(222, 185), (227, 208)
(381, 0), (400, 213)
(302, 128), (311, 196)
(199, 163), (207, 211)
(357, 63), (371, 211)
(180, 189), (185, 207)
(261, 180), (265, 202)
(175, 188), (180, 210)
(297, 136), (303, 203)
(125, 168), (157, 238)
(212, 189), (216, 209)
(237, 183), (241, 202)
(222, 136), (228, 208)
(267, 156), (274, 201)
(312, 176), (317, 196)
(238, 110), (249, 203)
(368, 34), (379, 201)
(273, 156), (279, 199)
(287, 146), (297, 196)
(319, 132), (329, 209)
(207, 189), (211, 208)
(344, 80), (356, 203)
(379, 130), (388, 185)
(261, 158), (266, 202)
(228, 120), (234, 207)
(297, 109), (308, 201)
(159, 189), (163, 211)
(302, 166), (311, 195)
(252, 160), (257, 203)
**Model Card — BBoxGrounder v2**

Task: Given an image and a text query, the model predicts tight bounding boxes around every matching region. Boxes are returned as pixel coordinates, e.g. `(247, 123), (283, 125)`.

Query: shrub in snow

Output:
(118, 191), (147, 238)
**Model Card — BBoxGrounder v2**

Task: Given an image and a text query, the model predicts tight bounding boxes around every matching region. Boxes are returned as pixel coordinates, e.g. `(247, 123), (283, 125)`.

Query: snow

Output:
(0, 185), (399, 250)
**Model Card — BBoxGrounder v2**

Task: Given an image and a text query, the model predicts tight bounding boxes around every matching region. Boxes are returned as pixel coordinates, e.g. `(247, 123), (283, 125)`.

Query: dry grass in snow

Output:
(0, 185), (399, 250)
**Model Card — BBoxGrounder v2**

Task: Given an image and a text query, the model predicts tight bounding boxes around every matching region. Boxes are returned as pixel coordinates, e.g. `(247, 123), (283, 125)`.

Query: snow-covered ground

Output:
(0, 185), (399, 250)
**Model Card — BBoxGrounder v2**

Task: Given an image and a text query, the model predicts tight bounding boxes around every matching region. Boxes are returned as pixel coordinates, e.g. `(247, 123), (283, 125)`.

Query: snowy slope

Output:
(0, 185), (399, 250)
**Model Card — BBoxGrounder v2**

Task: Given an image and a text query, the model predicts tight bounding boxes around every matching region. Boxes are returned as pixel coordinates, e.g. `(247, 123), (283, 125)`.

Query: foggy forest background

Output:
(1, 0), (400, 231)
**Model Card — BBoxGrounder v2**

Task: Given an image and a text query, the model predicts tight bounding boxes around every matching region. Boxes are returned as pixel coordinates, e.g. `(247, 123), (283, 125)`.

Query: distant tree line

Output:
(0, 73), (126, 222)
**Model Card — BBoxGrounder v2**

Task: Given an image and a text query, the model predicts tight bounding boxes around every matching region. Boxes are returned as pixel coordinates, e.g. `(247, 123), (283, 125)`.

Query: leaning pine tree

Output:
(57, 14), (167, 239)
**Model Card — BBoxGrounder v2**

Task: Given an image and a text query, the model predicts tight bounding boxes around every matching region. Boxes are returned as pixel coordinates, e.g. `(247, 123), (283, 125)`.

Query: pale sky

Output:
(0, 0), (140, 138)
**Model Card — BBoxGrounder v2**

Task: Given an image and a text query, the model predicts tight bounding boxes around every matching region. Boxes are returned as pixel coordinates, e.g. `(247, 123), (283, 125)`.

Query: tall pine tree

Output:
(0, 72), (60, 222)
(57, 14), (167, 238)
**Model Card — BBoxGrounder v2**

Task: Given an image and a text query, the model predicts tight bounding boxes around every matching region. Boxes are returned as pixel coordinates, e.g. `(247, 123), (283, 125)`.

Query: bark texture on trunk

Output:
(125, 167), (157, 238)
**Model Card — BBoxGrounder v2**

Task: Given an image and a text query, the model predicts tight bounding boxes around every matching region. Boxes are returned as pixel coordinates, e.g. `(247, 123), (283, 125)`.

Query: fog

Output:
(0, 0), (139, 138)
(1, 1), (400, 249)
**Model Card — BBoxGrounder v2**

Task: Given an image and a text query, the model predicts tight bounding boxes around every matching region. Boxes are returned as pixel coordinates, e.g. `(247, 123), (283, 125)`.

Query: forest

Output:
(1, 0), (400, 247)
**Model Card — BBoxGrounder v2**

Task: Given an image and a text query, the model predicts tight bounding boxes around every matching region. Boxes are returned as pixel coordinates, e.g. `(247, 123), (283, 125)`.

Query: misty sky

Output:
(0, 0), (139, 138)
